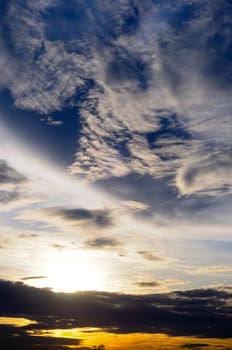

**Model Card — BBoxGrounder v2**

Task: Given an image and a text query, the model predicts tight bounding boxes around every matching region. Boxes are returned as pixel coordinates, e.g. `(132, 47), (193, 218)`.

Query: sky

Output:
(0, 0), (232, 349)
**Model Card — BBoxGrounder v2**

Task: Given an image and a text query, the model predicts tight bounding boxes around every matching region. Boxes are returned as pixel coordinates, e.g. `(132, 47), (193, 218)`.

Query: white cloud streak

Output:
(192, 265), (232, 274)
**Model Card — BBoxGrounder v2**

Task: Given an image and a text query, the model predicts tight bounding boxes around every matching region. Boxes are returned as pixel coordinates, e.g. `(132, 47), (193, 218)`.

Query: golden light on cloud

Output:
(0, 317), (37, 327)
(28, 328), (232, 350)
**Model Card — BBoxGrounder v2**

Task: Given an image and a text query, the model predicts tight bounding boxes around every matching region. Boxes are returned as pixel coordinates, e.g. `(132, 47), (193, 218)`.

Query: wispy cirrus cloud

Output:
(1, 0), (232, 198)
(191, 265), (232, 275)
(176, 148), (232, 196)
(67, 0), (232, 197)
(121, 200), (150, 211)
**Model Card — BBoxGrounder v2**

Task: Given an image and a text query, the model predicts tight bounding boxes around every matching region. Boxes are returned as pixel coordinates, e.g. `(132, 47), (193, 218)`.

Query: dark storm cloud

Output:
(0, 280), (231, 338)
(85, 237), (120, 248)
(0, 160), (26, 185)
(45, 207), (113, 228)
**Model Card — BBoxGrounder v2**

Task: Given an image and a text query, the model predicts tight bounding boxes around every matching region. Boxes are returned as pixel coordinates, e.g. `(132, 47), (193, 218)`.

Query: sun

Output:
(46, 254), (105, 293)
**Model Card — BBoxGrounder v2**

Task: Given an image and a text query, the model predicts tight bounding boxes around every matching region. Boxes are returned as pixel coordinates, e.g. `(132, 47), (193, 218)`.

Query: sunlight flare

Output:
(47, 255), (105, 292)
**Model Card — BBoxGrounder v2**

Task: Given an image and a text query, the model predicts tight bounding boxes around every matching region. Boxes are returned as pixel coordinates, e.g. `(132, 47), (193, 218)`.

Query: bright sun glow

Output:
(46, 255), (105, 293)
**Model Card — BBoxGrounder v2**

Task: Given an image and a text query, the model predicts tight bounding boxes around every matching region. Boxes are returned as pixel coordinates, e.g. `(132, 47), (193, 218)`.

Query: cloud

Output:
(21, 276), (47, 281)
(138, 251), (163, 261)
(0, 317), (37, 327)
(181, 344), (209, 349)
(51, 243), (66, 250)
(85, 237), (120, 249)
(0, 325), (81, 350)
(1, 0), (153, 115)
(106, 47), (152, 90)
(0, 159), (30, 208)
(68, 0), (232, 198)
(44, 207), (113, 228)
(0, 122), (117, 217)
(0, 190), (19, 204)
(0, 160), (27, 185)
(121, 200), (150, 211)
(95, 174), (178, 217)
(15, 204), (115, 239)
(18, 233), (38, 239)
(191, 265), (232, 275)
(40, 116), (63, 126)
(2, 1), (232, 318)
(1, 0), (232, 197)
(135, 279), (190, 290)
(176, 149), (232, 196)
(0, 280), (231, 338)
(135, 281), (160, 288)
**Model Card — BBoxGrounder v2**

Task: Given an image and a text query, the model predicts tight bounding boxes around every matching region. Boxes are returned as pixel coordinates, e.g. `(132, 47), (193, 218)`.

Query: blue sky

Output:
(0, 0), (232, 348)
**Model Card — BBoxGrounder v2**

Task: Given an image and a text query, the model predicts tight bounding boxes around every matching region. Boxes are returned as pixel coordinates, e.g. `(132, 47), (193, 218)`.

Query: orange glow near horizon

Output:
(28, 327), (232, 350)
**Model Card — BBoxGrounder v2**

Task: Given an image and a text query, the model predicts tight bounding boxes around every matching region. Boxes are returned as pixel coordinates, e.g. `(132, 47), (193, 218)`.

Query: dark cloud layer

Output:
(181, 344), (209, 349)
(0, 326), (80, 350)
(0, 280), (231, 339)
